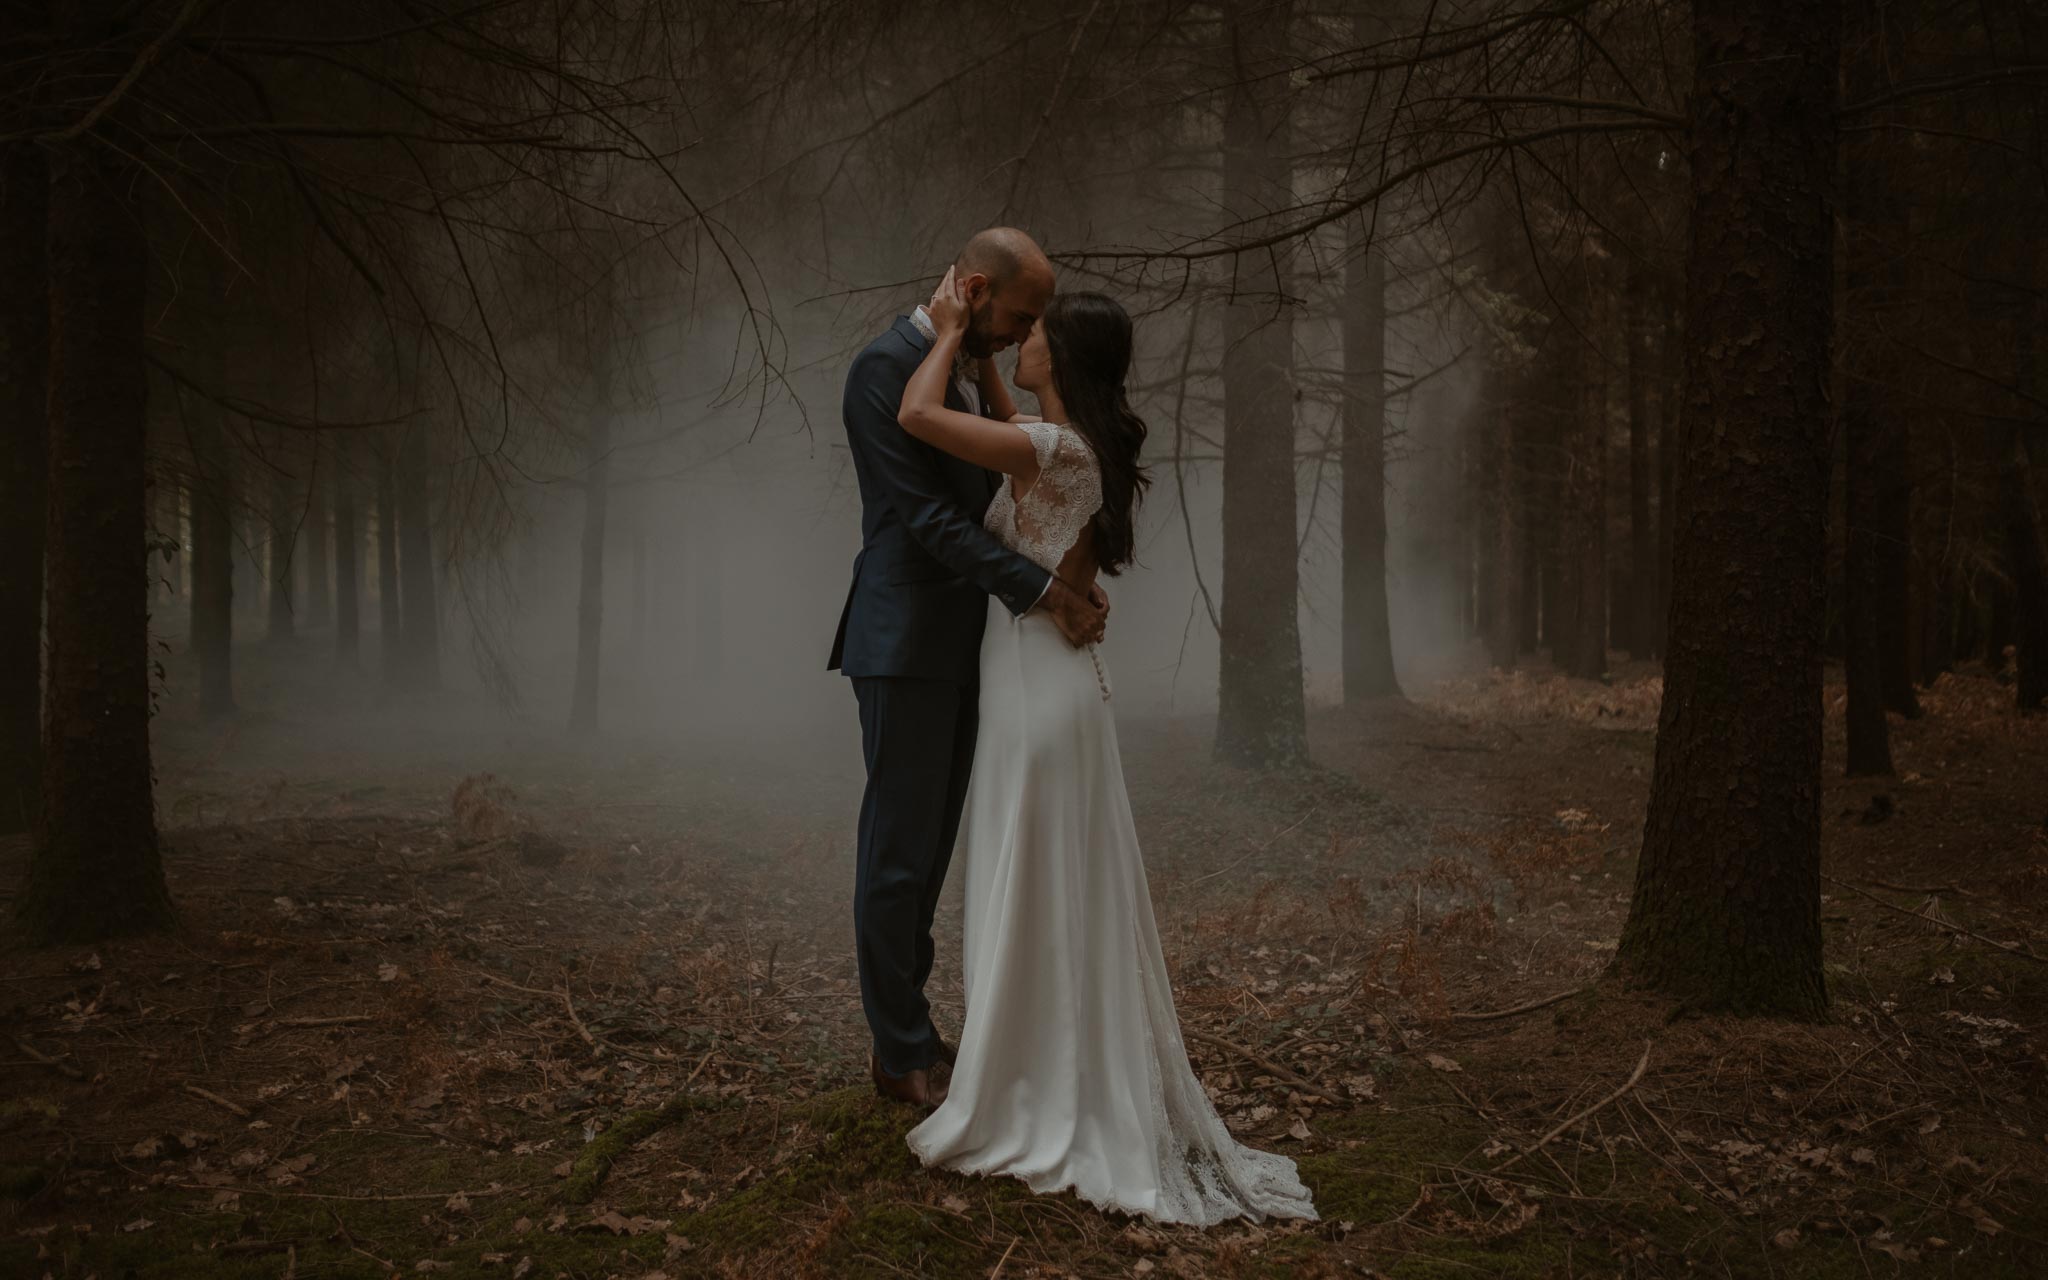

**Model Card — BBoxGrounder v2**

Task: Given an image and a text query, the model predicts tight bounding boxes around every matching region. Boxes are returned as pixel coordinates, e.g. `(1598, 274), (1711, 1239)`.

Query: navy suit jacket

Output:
(828, 316), (1052, 685)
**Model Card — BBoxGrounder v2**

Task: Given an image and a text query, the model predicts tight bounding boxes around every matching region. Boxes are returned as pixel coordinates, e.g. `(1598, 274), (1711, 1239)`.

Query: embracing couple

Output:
(827, 227), (1317, 1225)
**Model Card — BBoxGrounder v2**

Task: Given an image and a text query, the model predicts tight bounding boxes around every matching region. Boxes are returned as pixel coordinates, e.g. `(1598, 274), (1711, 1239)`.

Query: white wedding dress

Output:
(905, 421), (1318, 1226)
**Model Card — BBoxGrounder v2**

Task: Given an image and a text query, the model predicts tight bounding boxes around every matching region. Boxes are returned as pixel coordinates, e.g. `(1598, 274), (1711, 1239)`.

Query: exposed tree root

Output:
(560, 1090), (725, 1205)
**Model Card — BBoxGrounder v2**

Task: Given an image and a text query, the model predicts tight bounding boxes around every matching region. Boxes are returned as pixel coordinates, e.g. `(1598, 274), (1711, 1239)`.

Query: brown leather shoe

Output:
(870, 1052), (932, 1108)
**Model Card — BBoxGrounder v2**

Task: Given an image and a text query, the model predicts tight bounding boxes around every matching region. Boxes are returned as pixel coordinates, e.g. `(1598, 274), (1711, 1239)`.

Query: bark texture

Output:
(0, 139), (47, 835)
(16, 43), (175, 943)
(1341, 238), (1401, 701)
(1215, 0), (1307, 768)
(1613, 0), (1839, 1017)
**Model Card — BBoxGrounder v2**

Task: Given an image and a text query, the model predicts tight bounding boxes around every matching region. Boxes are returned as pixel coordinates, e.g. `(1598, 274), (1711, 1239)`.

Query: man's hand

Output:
(1043, 577), (1108, 648)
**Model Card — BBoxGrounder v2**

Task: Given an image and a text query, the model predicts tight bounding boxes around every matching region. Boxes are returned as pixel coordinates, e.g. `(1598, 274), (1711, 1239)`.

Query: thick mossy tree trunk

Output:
(569, 384), (612, 736)
(16, 57), (175, 944)
(396, 421), (440, 691)
(0, 140), (47, 836)
(1341, 235), (1401, 702)
(1215, 0), (1307, 768)
(333, 437), (360, 671)
(1613, 0), (1839, 1018)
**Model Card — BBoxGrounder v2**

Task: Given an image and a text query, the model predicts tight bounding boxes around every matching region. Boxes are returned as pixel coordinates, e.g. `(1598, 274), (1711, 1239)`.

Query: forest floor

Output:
(2, 648), (2045, 1279)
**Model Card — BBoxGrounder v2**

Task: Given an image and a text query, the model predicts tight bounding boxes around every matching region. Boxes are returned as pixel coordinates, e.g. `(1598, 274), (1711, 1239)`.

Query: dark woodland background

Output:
(1, 1), (2045, 1277)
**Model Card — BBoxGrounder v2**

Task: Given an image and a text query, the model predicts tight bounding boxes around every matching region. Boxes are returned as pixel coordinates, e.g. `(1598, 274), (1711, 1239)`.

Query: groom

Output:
(829, 227), (1107, 1108)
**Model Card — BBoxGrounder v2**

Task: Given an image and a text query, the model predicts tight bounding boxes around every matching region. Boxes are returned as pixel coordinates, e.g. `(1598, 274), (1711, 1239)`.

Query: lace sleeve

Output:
(1013, 422), (1103, 567)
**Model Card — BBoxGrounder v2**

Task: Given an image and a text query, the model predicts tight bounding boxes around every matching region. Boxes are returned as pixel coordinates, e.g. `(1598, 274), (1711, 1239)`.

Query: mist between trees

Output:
(1, 0), (2044, 1017)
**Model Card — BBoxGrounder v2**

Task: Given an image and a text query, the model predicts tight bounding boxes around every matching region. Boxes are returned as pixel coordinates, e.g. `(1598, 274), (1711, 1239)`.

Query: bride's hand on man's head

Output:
(928, 265), (971, 337)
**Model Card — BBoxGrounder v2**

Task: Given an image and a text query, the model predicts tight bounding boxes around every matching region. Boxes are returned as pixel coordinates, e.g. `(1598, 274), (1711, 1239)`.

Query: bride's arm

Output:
(974, 357), (1028, 424)
(898, 268), (1042, 481)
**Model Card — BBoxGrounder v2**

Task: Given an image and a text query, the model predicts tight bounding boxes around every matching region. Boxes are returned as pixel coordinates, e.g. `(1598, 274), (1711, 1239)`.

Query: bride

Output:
(891, 268), (1318, 1226)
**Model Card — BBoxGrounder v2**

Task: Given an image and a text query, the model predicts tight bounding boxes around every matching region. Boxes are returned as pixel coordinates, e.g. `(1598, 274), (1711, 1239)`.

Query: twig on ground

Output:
(274, 1014), (375, 1030)
(12, 1034), (87, 1081)
(1822, 874), (2046, 964)
(1182, 1026), (1335, 1102)
(1184, 806), (1321, 888)
(1495, 1041), (1651, 1171)
(1451, 986), (1588, 1022)
(183, 1083), (252, 1117)
(1871, 879), (1966, 897)
(478, 971), (675, 1064)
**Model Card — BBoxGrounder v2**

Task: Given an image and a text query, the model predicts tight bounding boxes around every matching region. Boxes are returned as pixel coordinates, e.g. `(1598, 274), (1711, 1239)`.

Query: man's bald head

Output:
(956, 226), (1054, 292)
(950, 226), (1056, 357)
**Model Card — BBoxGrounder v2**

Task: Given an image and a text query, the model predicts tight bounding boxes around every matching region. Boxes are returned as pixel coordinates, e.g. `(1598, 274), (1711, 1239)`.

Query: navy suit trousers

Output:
(852, 675), (978, 1076)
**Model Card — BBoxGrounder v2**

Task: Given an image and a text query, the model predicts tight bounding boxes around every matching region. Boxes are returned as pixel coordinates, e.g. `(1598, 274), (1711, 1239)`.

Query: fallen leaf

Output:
(1423, 1053), (1462, 1073)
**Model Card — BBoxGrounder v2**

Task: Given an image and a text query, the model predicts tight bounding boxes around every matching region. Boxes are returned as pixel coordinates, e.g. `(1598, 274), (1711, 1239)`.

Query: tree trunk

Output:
(1341, 237), (1401, 701)
(569, 390), (612, 735)
(333, 436), (360, 671)
(376, 433), (403, 685)
(1485, 398), (1519, 670)
(1844, 399), (1894, 774)
(1627, 261), (1657, 660)
(266, 438), (295, 642)
(396, 422), (439, 691)
(1612, 0), (1838, 1017)
(2000, 430), (2048, 712)
(1912, 417), (1955, 683)
(306, 437), (331, 630)
(1215, 0), (1307, 767)
(1654, 274), (1681, 658)
(1840, 0), (1920, 721)
(0, 139), (46, 836)
(188, 401), (236, 718)
(1840, 0), (1893, 775)
(15, 65), (174, 944)
(1560, 252), (1609, 679)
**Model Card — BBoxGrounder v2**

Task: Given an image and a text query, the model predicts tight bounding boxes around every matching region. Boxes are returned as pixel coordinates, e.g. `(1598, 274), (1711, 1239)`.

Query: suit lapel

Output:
(892, 313), (992, 508)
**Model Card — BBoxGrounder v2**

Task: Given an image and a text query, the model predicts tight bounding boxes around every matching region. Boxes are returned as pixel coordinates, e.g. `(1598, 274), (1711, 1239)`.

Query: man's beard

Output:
(960, 302), (1001, 359)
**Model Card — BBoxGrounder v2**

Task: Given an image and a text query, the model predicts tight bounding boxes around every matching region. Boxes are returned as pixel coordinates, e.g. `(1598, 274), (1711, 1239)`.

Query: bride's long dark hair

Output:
(1042, 292), (1151, 575)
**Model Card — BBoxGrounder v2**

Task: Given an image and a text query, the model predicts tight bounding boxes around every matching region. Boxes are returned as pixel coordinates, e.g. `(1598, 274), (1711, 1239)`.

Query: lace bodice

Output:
(984, 422), (1102, 573)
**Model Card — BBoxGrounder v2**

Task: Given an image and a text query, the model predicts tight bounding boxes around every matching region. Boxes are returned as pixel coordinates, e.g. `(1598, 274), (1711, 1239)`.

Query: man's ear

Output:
(962, 272), (992, 303)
